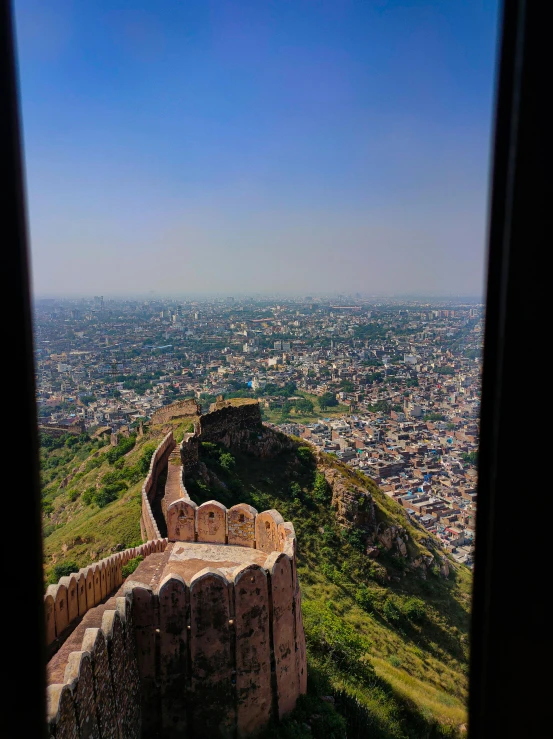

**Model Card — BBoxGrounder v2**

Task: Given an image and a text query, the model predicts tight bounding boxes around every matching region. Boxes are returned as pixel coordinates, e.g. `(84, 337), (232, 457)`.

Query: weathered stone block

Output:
(47, 684), (78, 739)
(44, 593), (56, 646)
(82, 567), (96, 609)
(76, 572), (87, 617)
(228, 504), (257, 548)
(59, 575), (79, 625)
(92, 564), (102, 605)
(128, 584), (159, 734)
(81, 628), (118, 739)
(255, 510), (284, 553)
(158, 574), (189, 735)
(47, 583), (69, 636)
(190, 567), (235, 737)
(197, 500), (227, 544)
(64, 651), (100, 739)
(234, 564), (272, 737)
(266, 552), (298, 719)
(103, 608), (141, 739)
(99, 561), (107, 600)
(167, 498), (198, 542)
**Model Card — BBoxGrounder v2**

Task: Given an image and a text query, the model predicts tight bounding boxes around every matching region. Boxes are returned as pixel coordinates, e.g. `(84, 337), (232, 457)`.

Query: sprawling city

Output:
(35, 295), (481, 569)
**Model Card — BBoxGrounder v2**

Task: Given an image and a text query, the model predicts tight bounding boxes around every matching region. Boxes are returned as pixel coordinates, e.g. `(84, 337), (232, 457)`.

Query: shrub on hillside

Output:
(92, 480), (127, 508)
(343, 528), (366, 552)
(48, 561), (78, 584)
(382, 597), (402, 623)
(200, 441), (220, 459)
(296, 446), (314, 466)
(312, 472), (332, 503)
(303, 602), (374, 681)
(290, 482), (303, 501)
(106, 435), (137, 464)
(84, 456), (102, 473)
(219, 452), (235, 471)
(320, 562), (342, 585)
(401, 597), (426, 623)
(122, 555), (144, 578)
(355, 585), (378, 613)
(137, 443), (157, 474)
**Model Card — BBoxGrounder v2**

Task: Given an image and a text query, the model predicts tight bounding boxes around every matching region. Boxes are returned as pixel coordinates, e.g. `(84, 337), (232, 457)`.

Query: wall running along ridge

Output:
(44, 539), (168, 656)
(46, 403), (307, 737)
(141, 432), (175, 541)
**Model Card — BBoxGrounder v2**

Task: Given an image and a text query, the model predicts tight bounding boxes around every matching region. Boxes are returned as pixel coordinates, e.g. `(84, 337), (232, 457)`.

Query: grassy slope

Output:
(40, 416), (196, 582)
(187, 442), (471, 739)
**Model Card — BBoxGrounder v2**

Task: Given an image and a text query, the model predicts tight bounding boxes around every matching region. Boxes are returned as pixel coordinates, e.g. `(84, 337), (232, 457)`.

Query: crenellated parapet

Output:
(47, 558), (306, 738)
(47, 589), (141, 738)
(44, 539), (168, 657)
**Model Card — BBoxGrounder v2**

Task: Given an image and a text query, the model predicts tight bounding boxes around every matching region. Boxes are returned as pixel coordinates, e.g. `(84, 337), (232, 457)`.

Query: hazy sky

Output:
(14, 0), (500, 298)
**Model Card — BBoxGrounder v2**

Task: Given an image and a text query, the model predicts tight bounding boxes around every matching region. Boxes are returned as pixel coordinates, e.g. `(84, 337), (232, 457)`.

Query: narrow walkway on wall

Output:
(164, 448), (184, 508)
(150, 463), (168, 538)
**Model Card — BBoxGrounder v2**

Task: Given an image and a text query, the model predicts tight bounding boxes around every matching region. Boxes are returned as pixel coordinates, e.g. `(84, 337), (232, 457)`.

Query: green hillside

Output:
(40, 420), (471, 738)
(39, 417), (195, 584)
(187, 439), (471, 739)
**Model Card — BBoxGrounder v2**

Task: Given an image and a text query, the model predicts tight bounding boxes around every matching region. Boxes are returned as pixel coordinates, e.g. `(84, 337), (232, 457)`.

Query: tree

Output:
(320, 392), (338, 410)
(219, 452), (235, 471)
(48, 561), (78, 584)
(294, 398), (314, 414)
(313, 472), (332, 503)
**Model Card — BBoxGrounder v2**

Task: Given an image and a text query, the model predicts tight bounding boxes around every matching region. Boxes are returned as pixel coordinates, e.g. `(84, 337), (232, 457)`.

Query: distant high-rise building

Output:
(274, 340), (282, 350)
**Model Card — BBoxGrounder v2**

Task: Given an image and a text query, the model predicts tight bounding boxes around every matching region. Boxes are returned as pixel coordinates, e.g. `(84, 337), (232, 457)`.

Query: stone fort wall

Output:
(46, 401), (307, 737)
(47, 558), (307, 738)
(198, 401), (263, 445)
(47, 586), (142, 738)
(44, 539), (168, 658)
(149, 397), (200, 426)
(140, 432), (174, 541)
(39, 419), (86, 438)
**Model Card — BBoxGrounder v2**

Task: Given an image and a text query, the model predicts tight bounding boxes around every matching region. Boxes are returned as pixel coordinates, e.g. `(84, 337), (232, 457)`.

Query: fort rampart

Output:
(48, 559), (307, 738)
(149, 397), (200, 425)
(46, 401), (307, 737)
(197, 401), (263, 445)
(45, 539), (168, 656)
(140, 432), (174, 541)
(39, 419), (86, 437)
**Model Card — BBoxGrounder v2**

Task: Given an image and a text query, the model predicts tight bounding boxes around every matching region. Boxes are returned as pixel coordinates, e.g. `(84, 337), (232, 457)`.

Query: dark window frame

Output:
(1, 0), (550, 736)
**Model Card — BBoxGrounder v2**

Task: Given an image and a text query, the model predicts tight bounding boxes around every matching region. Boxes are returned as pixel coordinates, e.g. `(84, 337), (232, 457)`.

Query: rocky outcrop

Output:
(396, 535), (408, 557)
(322, 467), (375, 530)
(375, 524), (409, 557)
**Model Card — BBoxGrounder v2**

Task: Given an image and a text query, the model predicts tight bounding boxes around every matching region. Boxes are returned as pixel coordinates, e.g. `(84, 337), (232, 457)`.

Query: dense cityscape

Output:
(34, 295), (482, 568)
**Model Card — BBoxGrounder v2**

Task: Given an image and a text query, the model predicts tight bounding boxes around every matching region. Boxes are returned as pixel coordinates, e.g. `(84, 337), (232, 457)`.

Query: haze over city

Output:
(15, 0), (499, 298)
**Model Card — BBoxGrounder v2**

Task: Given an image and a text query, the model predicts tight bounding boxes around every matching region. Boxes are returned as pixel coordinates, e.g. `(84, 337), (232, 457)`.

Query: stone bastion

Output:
(46, 406), (307, 738)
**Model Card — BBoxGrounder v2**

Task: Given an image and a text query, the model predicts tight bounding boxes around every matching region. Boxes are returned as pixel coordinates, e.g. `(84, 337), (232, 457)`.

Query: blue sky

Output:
(14, 0), (500, 297)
